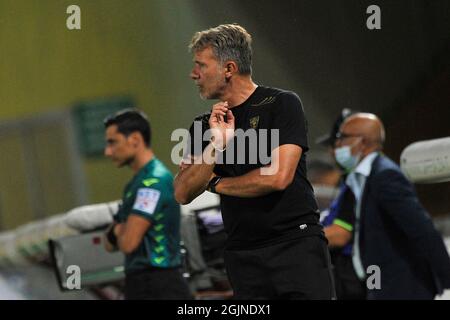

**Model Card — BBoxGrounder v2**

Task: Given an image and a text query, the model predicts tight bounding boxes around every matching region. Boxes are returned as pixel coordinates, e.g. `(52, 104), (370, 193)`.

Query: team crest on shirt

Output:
(249, 116), (260, 129)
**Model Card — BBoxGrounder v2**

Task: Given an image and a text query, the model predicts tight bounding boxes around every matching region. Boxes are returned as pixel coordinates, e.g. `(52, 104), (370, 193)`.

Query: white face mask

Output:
(334, 145), (361, 172)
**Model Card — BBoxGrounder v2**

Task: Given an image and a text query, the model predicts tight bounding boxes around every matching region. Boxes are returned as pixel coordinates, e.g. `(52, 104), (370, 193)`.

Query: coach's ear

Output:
(224, 61), (238, 79)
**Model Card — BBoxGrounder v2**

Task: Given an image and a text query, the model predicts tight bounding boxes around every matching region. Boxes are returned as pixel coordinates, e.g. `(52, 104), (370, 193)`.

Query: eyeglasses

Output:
(335, 132), (362, 141)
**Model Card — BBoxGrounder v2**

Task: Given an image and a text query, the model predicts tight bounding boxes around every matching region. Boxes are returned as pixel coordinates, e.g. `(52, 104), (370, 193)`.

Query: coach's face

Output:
(190, 46), (227, 100)
(104, 124), (136, 167)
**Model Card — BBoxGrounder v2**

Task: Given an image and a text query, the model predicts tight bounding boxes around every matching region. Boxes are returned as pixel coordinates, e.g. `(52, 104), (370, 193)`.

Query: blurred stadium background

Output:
(0, 0), (449, 299)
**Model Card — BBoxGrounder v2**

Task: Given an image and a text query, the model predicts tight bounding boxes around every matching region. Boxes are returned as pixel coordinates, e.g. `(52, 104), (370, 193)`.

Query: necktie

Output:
(349, 173), (366, 280)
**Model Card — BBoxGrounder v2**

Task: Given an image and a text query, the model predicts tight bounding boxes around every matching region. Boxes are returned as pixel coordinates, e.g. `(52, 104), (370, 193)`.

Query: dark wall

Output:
(383, 42), (450, 215)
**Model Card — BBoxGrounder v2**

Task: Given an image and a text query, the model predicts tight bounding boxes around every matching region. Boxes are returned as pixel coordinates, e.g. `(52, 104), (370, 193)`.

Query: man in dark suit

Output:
(334, 112), (450, 299)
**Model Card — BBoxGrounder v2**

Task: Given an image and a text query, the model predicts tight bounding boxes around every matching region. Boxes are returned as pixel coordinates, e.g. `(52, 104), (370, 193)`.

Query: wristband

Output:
(208, 176), (222, 194)
(106, 224), (118, 247)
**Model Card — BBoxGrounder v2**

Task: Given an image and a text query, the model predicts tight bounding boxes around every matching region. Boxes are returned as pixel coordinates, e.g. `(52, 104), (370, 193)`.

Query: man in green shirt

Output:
(103, 109), (192, 300)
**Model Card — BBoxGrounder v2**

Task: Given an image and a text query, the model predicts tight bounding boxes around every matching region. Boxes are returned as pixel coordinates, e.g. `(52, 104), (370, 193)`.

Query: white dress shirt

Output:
(346, 152), (379, 280)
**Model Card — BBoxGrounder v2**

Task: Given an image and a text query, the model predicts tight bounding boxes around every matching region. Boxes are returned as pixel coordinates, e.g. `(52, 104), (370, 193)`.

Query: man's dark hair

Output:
(104, 108), (151, 147)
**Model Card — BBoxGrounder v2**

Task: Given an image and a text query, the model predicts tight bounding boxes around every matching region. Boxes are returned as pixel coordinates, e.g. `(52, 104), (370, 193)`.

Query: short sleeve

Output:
(271, 92), (309, 151)
(333, 188), (355, 232)
(114, 201), (126, 223)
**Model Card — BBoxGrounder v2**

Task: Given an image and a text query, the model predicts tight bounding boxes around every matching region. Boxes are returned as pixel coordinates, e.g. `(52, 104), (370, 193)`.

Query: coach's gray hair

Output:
(189, 24), (253, 75)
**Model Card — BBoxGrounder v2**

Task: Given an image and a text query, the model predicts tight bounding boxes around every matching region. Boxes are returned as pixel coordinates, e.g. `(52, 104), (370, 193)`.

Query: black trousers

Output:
(224, 236), (336, 300)
(124, 267), (193, 300)
(331, 253), (367, 300)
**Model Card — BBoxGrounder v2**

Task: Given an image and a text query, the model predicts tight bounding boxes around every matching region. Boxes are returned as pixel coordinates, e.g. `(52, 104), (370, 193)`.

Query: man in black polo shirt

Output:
(174, 24), (335, 299)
